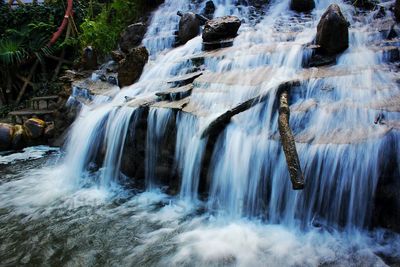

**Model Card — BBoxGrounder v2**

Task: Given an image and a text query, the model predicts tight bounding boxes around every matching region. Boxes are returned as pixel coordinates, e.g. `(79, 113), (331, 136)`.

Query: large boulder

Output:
(290, 0), (315, 13)
(0, 123), (14, 150)
(117, 46), (149, 87)
(119, 22), (147, 53)
(178, 12), (201, 44)
(202, 16), (241, 42)
(396, 0), (400, 22)
(24, 118), (46, 139)
(316, 4), (349, 55)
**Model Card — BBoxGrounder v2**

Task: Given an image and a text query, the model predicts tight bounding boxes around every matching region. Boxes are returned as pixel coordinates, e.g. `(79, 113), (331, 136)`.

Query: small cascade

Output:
(175, 112), (207, 200)
(101, 107), (135, 188)
(145, 107), (173, 189)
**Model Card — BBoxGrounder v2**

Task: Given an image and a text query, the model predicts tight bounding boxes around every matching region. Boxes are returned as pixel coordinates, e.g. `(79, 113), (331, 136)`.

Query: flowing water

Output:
(1, 0), (400, 266)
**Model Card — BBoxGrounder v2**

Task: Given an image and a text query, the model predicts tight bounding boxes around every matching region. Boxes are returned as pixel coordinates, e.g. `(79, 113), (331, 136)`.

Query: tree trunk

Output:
(278, 89), (305, 190)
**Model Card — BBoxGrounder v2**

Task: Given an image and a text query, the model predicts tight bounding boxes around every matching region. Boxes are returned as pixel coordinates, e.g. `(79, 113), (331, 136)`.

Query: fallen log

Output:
(278, 89), (305, 190)
(200, 80), (300, 138)
(199, 80), (304, 190)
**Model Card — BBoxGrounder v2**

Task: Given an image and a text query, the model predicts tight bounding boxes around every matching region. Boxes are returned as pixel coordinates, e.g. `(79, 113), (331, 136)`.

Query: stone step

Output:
(292, 124), (395, 145)
(155, 84), (193, 101)
(126, 95), (159, 108)
(72, 79), (120, 96)
(194, 65), (393, 88)
(290, 94), (400, 115)
(167, 70), (203, 87)
(151, 97), (190, 110)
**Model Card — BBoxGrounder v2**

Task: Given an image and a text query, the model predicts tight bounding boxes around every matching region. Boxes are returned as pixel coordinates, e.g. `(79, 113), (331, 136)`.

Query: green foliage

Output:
(79, 0), (145, 56)
(0, 1), (87, 104)
(0, 21), (56, 66)
(0, 39), (28, 66)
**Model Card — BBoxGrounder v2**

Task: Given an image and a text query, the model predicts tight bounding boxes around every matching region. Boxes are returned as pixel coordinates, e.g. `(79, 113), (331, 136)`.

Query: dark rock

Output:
(316, 4), (349, 55)
(387, 23), (399, 39)
(178, 12), (201, 44)
(352, 0), (378, 10)
(107, 76), (118, 85)
(24, 118), (46, 139)
(0, 123), (14, 150)
(99, 74), (107, 82)
(203, 38), (235, 51)
(117, 46), (149, 87)
(81, 46), (98, 70)
(306, 53), (336, 67)
(203, 1), (216, 19)
(290, 0), (315, 13)
(119, 22), (147, 53)
(373, 6), (386, 19)
(44, 123), (55, 138)
(373, 144), (400, 233)
(12, 125), (25, 150)
(202, 16), (241, 42)
(396, 0), (400, 22)
(111, 50), (125, 62)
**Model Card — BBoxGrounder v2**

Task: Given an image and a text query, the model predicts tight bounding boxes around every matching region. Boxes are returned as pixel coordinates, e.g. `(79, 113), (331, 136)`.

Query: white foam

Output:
(0, 146), (59, 165)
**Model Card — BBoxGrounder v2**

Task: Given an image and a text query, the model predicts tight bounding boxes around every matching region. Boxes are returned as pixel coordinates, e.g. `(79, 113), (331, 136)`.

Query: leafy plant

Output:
(79, 0), (145, 56)
(0, 39), (28, 66)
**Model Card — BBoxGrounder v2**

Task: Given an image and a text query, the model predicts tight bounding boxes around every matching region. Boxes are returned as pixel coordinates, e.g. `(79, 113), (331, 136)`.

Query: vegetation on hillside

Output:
(0, 0), (153, 109)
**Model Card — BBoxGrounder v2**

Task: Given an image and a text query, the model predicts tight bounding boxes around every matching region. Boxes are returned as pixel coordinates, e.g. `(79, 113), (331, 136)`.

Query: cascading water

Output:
(1, 0), (400, 266)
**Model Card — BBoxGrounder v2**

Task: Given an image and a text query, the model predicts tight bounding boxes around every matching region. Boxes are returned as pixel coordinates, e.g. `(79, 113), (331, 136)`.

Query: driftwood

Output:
(200, 80), (304, 190)
(201, 81), (300, 138)
(278, 89), (305, 190)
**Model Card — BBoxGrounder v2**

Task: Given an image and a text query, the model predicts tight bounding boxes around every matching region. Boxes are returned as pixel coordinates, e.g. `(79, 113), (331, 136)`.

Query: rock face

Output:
(119, 22), (147, 53)
(352, 0), (378, 10)
(202, 16), (241, 42)
(178, 12), (201, 44)
(316, 4), (349, 55)
(290, 0), (315, 13)
(203, 0), (216, 19)
(0, 123), (14, 150)
(117, 46), (149, 87)
(24, 118), (46, 139)
(396, 0), (400, 22)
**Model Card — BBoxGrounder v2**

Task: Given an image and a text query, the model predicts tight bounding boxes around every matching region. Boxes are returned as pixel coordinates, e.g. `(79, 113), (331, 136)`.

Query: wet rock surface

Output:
(178, 12), (201, 44)
(290, 0), (315, 13)
(203, 0), (216, 19)
(119, 22), (147, 53)
(202, 16), (241, 42)
(117, 46), (149, 87)
(351, 0), (378, 10)
(316, 4), (349, 55)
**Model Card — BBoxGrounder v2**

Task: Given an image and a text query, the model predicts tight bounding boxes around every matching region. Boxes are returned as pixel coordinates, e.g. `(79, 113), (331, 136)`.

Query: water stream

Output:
(1, 0), (400, 266)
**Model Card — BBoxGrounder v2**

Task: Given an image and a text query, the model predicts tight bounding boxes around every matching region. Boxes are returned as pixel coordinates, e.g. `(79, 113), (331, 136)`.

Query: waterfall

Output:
(2, 0), (400, 265)
(57, 0), (400, 232)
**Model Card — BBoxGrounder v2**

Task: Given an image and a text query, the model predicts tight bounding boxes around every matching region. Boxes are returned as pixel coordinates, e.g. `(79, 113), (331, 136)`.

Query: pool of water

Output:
(0, 147), (399, 267)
